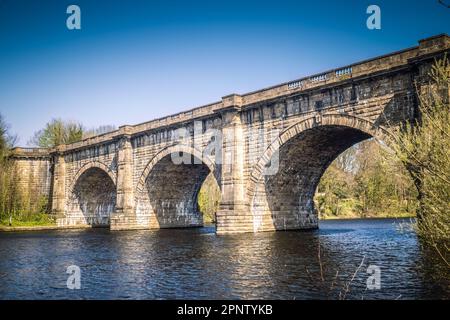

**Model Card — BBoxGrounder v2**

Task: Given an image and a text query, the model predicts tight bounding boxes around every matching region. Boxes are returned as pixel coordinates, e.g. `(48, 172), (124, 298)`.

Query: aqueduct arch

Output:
(134, 144), (218, 229)
(65, 162), (117, 227)
(247, 114), (388, 232)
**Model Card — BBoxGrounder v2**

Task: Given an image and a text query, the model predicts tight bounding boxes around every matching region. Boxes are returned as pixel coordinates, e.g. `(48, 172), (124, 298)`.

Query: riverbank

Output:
(0, 212), (56, 229)
(319, 212), (416, 220)
(0, 224), (91, 232)
(0, 214), (417, 232)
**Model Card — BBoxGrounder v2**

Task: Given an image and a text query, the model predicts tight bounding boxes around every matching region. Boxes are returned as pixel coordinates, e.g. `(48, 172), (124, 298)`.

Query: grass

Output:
(316, 197), (416, 220)
(0, 213), (56, 227)
(320, 211), (416, 220)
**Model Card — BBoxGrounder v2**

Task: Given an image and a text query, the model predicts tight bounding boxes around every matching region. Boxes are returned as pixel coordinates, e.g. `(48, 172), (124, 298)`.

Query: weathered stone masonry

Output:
(11, 148), (52, 212)
(10, 34), (450, 234)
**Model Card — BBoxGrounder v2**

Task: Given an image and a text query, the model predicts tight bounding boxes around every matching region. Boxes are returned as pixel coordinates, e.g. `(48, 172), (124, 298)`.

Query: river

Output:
(0, 218), (448, 299)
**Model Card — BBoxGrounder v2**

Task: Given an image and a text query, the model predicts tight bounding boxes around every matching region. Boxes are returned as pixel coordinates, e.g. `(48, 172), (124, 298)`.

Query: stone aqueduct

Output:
(11, 35), (449, 234)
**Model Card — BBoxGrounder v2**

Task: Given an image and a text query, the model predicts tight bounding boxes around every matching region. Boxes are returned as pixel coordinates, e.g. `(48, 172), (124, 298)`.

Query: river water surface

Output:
(0, 218), (448, 299)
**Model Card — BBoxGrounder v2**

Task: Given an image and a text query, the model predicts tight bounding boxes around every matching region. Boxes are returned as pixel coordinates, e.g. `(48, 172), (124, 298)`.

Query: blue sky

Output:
(0, 0), (449, 145)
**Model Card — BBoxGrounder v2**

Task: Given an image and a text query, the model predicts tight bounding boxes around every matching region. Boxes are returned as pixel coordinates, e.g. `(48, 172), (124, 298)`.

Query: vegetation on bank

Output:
(0, 117), (116, 227)
(0, 213), (55, 227)
(315, 57), (449, 272)
(198, 173), (221, 224)
(0, 153), (56, 227)
(389, 56), (450, 268)
(314, 139), (418, 220)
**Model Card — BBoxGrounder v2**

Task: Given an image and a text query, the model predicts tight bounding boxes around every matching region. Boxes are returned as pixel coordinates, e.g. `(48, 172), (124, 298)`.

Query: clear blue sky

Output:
(0, 0), (449, 145)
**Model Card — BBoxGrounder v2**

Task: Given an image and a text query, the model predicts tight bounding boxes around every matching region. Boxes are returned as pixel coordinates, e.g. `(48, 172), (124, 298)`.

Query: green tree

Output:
(0, 114), (18, 224)
(353, 140), (417, 217)
(389, 56), (450, 266)
(0, 113), (16, 159)
(30, 118), (83, 148)
(316, 161), (354, 218)
(1, 116), (118, 226)
(198, 173), (221, 223)
(315, 138), (418, 219)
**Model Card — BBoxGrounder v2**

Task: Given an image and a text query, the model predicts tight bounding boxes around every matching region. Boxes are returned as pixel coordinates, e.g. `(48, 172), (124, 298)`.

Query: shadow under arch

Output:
(134, 144), (219, 229)
(248, 113), (389, 232)
(66, 162), (117, 227)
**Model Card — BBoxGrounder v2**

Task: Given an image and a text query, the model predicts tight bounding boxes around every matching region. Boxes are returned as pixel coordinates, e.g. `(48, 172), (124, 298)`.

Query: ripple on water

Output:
(0, 218), (448, 299)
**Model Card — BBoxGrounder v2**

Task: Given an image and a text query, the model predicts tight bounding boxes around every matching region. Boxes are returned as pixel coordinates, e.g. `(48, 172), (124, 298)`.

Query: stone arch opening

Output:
(67, 167), (116, 227)
(314, 137), (419, 220)
(135, 146), (218, 229)
(249, 114), (386, 232)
